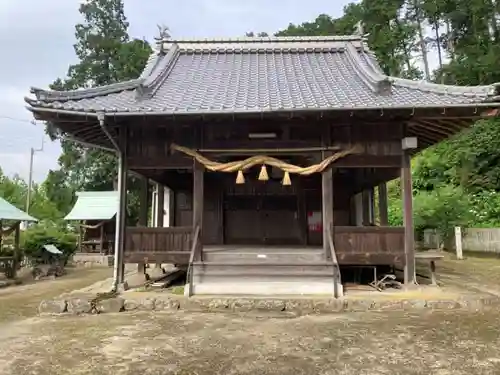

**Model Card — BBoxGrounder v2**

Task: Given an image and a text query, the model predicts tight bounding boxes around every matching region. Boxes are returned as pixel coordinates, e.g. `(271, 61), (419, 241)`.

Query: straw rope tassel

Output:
(258, 165), (269, 181)
(236, 170), (245, 184)
(282, 171), (291, 186)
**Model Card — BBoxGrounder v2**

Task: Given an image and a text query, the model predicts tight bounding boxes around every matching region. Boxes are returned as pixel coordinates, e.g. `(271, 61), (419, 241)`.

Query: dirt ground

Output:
(1, 255), (500, 374)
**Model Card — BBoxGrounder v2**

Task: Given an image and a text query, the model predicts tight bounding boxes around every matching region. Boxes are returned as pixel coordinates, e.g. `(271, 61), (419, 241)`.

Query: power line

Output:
(0, 116), (39, 124)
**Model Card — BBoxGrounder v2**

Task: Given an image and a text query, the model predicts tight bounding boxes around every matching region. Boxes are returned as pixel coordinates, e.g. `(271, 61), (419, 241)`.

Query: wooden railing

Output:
(332, 226), (405, 265)
(185, 225), (201, 297)
(326, 225), (342, 298)
(124, 226), (193, 264)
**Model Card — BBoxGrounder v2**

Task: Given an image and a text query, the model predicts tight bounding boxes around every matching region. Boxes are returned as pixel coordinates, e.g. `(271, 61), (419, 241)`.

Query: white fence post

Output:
(455, 226), (463, 260)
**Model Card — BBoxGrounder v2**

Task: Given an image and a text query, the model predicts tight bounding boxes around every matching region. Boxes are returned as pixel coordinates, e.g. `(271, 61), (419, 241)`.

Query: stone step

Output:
(189, 262), (342, 296)
(203, 250), (324, 263)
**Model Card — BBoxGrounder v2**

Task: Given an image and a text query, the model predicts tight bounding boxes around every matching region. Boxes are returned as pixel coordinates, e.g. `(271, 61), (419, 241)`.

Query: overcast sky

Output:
(0, 0), (436, 182)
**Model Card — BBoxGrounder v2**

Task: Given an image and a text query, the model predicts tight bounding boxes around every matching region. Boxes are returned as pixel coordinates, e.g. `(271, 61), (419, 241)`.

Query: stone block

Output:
(39, 299), (67, 314)
(231, 299), (256, 312)
(372, 300), (404, 311)
(401, 299), (427, 310)
(313, 299), (346, 313)
(124, 297), (156, 311)
(285, 299), (315, 315)
(254, 299), (286, 312)
(154, 297), (180, 311)
(96, 297), (124, 313)
(67, 296), (93, 314)
(426, 300), (462, 310)
(345, 299), (376, 312)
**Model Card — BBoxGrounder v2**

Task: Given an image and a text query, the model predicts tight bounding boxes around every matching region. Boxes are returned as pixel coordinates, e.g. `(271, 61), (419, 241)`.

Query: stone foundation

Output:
(38, 292), (500, 316)
(72, 254), (114, 267)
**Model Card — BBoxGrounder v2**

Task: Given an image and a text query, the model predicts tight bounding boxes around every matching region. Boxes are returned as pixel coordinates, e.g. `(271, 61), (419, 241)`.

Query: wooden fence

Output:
(423, 228), (500, 253)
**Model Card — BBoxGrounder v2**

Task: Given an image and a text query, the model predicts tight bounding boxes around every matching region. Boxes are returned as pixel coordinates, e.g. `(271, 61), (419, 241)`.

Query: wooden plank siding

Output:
(124, 226), (193, 264)
(333, 226), (405, 265)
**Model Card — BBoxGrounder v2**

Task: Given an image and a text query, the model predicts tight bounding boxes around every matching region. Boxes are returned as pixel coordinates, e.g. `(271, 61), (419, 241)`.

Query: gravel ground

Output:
(1, 254), (500, 374)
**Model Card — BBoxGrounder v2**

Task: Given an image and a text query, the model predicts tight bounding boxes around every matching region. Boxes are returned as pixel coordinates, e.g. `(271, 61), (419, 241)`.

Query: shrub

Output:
(21, 222), (77, 263)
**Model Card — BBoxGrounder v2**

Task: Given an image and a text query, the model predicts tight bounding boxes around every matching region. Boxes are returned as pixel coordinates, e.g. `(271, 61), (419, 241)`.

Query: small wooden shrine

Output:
(0, 197), (37, 278)
(64, 191), (118, 255)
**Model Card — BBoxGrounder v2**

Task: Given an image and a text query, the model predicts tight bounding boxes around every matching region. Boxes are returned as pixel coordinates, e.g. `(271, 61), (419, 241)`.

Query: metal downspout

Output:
(97, 114), (123, 293)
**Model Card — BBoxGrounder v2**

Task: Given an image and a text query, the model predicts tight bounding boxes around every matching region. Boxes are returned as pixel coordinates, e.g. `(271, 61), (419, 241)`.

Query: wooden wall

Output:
(172, 168), (357, 246)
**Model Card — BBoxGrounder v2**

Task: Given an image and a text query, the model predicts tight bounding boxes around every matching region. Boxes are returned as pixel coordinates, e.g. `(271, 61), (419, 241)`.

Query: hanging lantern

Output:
(258, 165), (269, 181)
(235, 170), (245, 184)
(282, 171), (291, 186)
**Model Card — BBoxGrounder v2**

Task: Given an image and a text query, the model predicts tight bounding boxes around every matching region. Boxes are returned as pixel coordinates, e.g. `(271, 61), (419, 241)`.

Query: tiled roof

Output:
(25, 36), (500, 116)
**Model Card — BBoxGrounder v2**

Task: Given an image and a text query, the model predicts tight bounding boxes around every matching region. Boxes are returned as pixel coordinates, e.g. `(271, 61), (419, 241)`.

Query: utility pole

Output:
(26, 135), (44, 215)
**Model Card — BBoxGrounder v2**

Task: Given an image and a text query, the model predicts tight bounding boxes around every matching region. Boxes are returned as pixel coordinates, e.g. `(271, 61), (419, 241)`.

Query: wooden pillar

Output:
(0, 219), (3, 251)
(113, 138), (128, 285)
(13, 222), (20, 278)
(99, 225), (105, 255)
(193, 161), (204, 260)
(322, 167), (333, 260)
(137, 177), (149, 273)
(138, 177), (149, 226)
(362, 190), (370, 225)
(402, 150), (415, 284)
(156, 184), (164, 227)
(297, 178), (308, 245)
(378, 182), (389, 226)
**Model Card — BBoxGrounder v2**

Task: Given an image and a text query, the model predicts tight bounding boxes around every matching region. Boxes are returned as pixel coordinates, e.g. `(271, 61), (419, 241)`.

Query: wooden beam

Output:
(401, 149), (415, 285)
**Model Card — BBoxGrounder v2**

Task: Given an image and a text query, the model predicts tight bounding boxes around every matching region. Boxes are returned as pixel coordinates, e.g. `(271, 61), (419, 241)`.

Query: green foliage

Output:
(21, 222), (77, 261)
(413, 186), (472, 242)
(0, 168), (62, 221)
(44, 0), (151, 221)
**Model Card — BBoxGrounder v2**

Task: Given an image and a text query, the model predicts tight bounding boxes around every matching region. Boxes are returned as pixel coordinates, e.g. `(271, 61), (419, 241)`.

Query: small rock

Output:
(154, 298), (180, 311)
(96, 297), (124, 313)
(67, 296), (93, 314)
(39, 299), (67, 314)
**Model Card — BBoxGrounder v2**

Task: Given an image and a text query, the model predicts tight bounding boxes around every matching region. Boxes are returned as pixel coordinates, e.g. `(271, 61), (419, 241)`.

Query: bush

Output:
(21, 222), (77, 263)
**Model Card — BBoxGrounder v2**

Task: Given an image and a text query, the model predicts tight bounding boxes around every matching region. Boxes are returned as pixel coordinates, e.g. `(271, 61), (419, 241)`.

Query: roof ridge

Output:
(155, 35), (364, 44)
(344, 43), (392, 95)
(137, 44), (181, 98)
(391, 78), (500, 97)
(30, 78), (143, 102)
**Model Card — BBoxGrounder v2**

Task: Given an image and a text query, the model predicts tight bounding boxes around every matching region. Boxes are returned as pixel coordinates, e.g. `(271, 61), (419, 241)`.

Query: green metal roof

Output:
(64, 191), (119, 221)
(0, 197), (37, 221)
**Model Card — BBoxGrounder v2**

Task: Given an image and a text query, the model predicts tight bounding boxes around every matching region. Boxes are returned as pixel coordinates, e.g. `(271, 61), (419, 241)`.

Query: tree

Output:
(45, 0), (151, 218)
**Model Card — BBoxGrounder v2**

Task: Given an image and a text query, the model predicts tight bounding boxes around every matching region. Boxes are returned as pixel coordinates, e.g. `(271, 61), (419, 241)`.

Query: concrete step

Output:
(203, 250), (325, 263)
